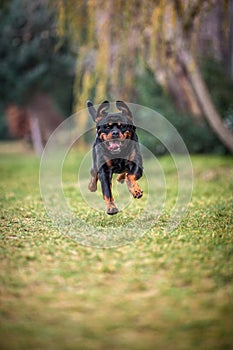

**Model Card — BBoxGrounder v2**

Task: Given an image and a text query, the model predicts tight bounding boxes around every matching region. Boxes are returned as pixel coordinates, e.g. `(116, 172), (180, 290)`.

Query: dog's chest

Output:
(108, 158), (132, 174)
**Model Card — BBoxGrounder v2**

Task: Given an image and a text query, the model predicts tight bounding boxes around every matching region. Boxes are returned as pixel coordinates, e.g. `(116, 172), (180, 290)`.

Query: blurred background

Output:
(0, 0), (233, 155)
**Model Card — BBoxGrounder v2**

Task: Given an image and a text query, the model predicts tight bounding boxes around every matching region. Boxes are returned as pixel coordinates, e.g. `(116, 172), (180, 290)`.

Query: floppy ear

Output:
(86, 100), (97, 122)
(116, 100), (133, 121)
(96, 100), (110, 123)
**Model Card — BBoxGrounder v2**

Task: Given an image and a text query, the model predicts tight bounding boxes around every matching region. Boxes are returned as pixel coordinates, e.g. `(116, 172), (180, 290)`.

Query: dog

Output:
(87, 100), (143, 215)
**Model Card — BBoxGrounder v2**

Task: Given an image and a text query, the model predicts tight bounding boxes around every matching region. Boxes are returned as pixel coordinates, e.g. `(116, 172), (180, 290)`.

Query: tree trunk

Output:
(166, 54), (203, 122)
(229, 0), (233, 79)
(28, 114), (44, 156)
(177, 44), (233, 153)
(26, 93), (63, 155)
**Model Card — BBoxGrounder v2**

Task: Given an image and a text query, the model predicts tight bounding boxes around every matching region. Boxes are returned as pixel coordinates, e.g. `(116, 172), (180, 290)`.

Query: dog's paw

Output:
(132, 187), (143, 199)
(88, 181), (97, 192)
(129, 183), (143, 199)
(106, 204), (119, 215)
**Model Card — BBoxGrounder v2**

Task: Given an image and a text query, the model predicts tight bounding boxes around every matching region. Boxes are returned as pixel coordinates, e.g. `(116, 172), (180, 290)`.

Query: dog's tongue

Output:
(108, 141), (120, 150)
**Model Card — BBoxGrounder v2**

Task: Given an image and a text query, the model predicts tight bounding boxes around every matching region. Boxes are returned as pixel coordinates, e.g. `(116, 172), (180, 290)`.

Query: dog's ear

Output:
(96, 100), (110, 123)
(87, 100), (97, 122)
(116, 100), (133, 121)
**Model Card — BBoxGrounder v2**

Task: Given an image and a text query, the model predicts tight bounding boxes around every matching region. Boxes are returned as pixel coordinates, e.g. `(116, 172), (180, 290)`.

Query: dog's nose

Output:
(112, 129), (119, 138)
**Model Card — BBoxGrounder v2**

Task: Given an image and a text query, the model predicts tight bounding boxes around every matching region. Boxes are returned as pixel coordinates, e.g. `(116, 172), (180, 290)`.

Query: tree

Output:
(0, 0), (75, 153)
(57, 0), (233, 153)
(168, 0), (233, 152)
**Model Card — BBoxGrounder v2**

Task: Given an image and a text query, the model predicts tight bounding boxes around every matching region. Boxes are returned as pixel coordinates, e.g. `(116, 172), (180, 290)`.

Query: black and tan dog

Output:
(87, 100), (143, 215)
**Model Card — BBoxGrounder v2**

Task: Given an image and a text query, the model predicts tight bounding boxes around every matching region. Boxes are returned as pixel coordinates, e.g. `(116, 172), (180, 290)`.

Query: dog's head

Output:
(87, 100), (137, 154)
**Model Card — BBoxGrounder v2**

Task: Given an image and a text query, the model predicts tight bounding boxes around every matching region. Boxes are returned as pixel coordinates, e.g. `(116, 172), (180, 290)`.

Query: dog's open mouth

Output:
(107, 140), (122, 153)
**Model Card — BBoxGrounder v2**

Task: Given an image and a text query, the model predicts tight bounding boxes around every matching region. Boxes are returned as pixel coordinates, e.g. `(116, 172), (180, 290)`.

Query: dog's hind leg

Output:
(104, 196), (119, 215)
(117, 172), (126, 184)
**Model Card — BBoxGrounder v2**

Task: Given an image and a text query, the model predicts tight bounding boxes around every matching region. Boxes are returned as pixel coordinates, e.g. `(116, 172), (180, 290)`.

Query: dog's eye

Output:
(119, 123), (127, 130)
(103, 124), (111, 130)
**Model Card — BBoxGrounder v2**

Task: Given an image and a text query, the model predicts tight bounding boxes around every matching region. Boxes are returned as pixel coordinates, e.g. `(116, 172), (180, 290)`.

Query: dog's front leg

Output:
(99, 168), (118, 215)
(126, 162), (143, 199)
(125, 159), (143, 199)
(88, 168), (98, 192)
(126, 173), (143, 199)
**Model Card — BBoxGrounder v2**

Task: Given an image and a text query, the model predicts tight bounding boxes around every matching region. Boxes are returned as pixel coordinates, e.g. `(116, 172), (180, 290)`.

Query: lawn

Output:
(0, 141), (232, 350)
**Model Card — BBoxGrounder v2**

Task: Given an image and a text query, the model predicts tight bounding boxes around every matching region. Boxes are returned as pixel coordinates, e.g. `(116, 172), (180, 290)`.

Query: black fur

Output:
(87, 100), (143, 215)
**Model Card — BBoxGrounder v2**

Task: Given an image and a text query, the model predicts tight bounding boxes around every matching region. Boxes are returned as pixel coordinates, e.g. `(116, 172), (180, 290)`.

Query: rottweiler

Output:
(87, 100), (143, 215)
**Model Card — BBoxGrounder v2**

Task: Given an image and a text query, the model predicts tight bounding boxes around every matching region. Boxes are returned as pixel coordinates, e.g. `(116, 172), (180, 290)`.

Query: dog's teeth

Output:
(108, 141), (120, 150)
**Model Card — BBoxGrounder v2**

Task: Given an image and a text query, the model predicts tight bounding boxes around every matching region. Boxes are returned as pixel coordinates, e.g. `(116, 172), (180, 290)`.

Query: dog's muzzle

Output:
(107, 140), (122, 153)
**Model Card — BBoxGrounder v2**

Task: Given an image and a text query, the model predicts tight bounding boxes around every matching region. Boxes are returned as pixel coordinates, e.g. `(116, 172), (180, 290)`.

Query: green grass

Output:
(0, 142), (233, 350)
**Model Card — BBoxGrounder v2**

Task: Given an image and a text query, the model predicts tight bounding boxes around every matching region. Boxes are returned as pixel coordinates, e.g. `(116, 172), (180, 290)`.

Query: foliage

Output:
(135, 63), (231, 154)
(0, 144), (232, 349)
(201, 58), (233, 130)
(0, 102), (8, 140)
(0, 0), (75, 111)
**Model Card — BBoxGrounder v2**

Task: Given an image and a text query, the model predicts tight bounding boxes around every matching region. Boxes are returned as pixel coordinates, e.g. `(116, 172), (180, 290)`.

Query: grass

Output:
(0, 141), (233, 350)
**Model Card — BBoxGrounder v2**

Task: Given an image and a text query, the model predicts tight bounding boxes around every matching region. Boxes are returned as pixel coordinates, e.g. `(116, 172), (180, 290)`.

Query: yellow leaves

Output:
(150, 6), (161, 61)
(56, 0), (65, 38)
(66, 0), (216, 131)
(80, 70), (93, 101)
